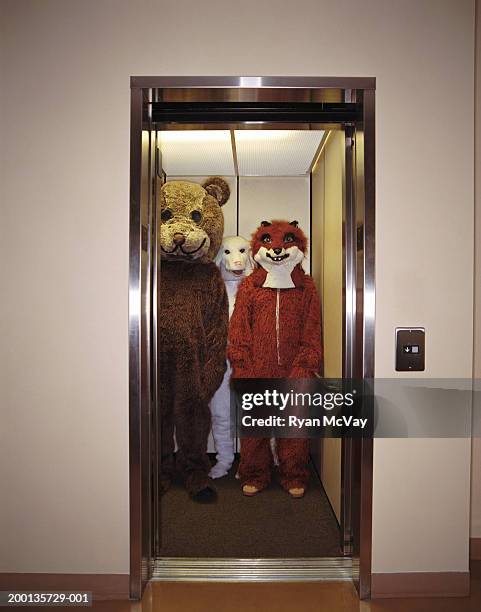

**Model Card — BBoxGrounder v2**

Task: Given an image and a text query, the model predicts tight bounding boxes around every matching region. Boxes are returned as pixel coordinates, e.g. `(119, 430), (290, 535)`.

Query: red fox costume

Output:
(228, 220), (322, 497)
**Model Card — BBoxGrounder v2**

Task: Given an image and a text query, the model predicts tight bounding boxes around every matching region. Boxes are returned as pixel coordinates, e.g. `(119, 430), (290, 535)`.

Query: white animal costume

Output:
(209, 236), (252, 479)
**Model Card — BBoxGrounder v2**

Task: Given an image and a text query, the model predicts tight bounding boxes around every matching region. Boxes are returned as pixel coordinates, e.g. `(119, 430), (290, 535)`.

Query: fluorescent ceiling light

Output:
(157, 129), (325, 177)
(158, 130), (235, 176)
(235, 130), (324, 176)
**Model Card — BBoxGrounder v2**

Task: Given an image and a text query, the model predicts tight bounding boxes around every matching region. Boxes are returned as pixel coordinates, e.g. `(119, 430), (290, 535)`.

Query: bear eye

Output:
(224, 249), (230, 254)
(161, 209), (173, 222)
(239, 248), (245, 253)
(191, 210), (202, 223)
(261, 233), (272, 244)
(284, 232), (296, 243)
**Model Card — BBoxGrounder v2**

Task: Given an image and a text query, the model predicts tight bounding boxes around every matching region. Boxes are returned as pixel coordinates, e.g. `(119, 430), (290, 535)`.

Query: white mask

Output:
(215, 236), (253, 281)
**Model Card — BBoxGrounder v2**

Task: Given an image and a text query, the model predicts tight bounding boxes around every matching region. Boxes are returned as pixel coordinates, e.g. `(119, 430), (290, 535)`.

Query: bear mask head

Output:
(160, 177), (230, 263)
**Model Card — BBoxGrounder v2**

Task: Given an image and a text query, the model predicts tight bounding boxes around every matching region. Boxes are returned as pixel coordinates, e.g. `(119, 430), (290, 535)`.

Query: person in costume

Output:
(158, 177), (229, 503)
(228, 220), (322, 498)
(209, 235), (252, 479)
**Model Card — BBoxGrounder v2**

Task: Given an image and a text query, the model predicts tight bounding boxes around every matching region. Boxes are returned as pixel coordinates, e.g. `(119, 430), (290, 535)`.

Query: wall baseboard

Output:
(0, 574), (129, 600)
(371, 571), (469, 598)
(471, 538), (481, 560)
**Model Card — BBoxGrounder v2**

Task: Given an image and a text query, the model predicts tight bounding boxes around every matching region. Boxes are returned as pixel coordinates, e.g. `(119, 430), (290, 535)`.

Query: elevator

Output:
(129, 77), (375, 600)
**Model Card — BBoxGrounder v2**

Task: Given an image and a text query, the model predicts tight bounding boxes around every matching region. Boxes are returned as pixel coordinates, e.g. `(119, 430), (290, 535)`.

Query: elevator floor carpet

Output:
(158, 458), (341, 557)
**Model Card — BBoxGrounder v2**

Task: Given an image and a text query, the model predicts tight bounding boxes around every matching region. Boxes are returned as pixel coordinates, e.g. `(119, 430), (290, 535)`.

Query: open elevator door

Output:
(129, 87), (155, 599)
(129, 79), (375, 600)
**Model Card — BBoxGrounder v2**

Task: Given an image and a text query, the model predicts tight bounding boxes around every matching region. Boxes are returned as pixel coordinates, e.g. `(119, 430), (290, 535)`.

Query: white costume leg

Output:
(209, 361), (235, 478)
(270, 437), (280, 466)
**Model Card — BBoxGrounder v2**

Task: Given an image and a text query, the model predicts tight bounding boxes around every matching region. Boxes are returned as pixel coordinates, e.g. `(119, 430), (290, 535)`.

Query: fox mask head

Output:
(251, 220), (307, 289)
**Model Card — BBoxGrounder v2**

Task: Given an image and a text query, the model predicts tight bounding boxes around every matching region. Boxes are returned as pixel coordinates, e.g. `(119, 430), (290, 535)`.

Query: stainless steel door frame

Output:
(340, 88), (376, 599)
(341, 119), (356, 557)
(129, 87), (155, 599)
(151, 127), (163, 561)
(358, 89), (375, 600)
(150, 134), (159, 565)
(129, 76), (375, 600)
(341, 89), (376, 599)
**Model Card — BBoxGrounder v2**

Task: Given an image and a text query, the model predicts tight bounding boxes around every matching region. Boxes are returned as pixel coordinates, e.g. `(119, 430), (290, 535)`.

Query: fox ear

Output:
(289, 220), (299, 227)
(260, 221), (271, 227)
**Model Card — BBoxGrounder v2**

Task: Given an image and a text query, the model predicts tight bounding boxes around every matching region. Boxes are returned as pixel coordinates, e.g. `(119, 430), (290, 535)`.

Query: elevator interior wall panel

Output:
(237, 176), (311, 270)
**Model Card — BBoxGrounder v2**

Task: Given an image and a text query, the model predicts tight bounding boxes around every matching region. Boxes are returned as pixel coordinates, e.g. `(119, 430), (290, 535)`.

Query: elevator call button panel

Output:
(395, 327), (425, 371)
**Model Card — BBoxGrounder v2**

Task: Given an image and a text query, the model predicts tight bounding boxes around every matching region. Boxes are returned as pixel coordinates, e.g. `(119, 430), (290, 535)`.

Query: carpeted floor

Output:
(158, 457), (342, 558)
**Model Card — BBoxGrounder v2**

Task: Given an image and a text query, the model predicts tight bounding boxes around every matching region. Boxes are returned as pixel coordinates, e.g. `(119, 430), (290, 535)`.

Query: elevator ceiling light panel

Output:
(158, 130), (235, 176)
(234, 130), (324, 176)
(158, 129), (325, 177)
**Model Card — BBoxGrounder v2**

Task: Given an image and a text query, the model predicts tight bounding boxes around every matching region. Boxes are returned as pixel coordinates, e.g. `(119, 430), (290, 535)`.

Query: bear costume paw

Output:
(191, 486), (218, 504)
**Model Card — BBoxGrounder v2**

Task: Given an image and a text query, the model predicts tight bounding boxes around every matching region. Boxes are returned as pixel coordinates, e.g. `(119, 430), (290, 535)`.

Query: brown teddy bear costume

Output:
(159, 177), (230, 503)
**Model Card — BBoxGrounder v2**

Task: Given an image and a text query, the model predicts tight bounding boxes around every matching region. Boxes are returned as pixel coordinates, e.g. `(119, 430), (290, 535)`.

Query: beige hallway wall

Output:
(0, 0), (475, 575)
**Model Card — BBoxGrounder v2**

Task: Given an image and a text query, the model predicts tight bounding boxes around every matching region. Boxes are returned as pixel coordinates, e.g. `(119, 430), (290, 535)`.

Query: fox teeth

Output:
(265, 251), (289, 262)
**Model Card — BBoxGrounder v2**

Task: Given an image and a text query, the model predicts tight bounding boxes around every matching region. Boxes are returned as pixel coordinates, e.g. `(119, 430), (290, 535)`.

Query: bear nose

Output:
(173, 233), (185, 246)
(273, 247), (282, 255)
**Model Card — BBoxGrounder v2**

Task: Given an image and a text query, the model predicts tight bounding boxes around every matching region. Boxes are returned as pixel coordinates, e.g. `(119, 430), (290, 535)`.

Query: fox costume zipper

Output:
(276, 288), (281, 365)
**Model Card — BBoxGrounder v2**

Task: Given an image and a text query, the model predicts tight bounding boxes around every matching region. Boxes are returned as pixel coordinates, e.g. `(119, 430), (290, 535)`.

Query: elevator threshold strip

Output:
(152, 557), (356, 581)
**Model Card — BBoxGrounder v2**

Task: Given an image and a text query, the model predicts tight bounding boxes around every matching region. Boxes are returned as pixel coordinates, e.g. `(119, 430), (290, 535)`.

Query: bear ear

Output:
(202, 176), (230, 206)
(289, 220), (299, 227)
(260, 221), (272, 227)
